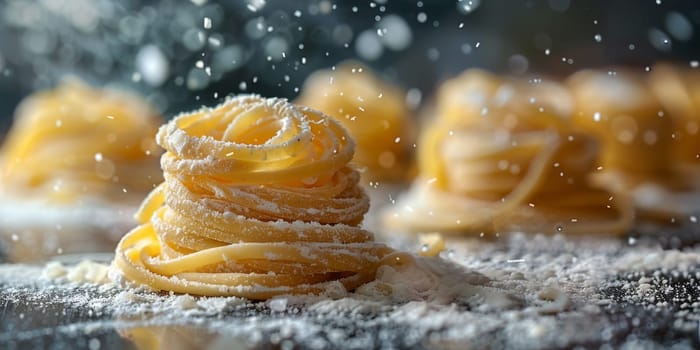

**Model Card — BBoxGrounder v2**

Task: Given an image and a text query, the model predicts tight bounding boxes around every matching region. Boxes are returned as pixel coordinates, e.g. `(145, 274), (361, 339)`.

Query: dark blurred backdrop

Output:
(0, 0), (699, 129)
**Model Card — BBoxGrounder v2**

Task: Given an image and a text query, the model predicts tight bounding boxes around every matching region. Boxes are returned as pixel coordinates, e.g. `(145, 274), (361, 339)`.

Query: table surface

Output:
(2, 226), (700, 350)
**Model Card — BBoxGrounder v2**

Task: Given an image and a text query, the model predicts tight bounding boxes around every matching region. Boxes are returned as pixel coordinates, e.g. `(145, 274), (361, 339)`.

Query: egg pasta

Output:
(569, 69), (700, 220)
(385, 78), (633, 235)
(649, 63), (700, 167)
(297, 61), (412, 182)
(0, 79), (162, 202)
(112, 95), (403, 299)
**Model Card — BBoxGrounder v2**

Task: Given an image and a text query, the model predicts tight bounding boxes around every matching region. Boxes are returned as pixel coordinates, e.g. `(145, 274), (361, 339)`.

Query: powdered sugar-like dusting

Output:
(2, 231), (700, 349)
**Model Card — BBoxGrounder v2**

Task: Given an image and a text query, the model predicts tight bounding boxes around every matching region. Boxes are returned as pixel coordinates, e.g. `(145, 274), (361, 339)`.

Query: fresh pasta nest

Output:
(0, 79), (163, 202)
(0, 79), (163, 262)
(569, 69), (700, 220)
(384, 74), (634, 235)
(111, 95), (402, 299)
(296, 61), (413, 182)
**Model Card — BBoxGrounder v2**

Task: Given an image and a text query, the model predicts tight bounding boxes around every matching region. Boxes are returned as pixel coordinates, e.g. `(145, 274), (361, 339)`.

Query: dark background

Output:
(0, 0), (699, 129)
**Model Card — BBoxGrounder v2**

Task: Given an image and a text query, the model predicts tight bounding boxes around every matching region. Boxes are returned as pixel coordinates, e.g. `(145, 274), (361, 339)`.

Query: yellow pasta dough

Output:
(568, 70), (676, 180)
(434, 68), (503, 127)
(0, 79), (163, 202)
(386, 77), (633, 235)
(112, 95), (406, 299)
(649, 63), (700, 167)
(569, 69), (700, 220)
(296, 61), (412, 182)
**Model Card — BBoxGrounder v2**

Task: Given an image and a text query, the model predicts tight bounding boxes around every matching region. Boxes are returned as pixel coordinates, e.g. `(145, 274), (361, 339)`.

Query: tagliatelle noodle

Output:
(112, 95), (407, 299)
(567, 70), (682, 184)
(0, 79), (163, 201)
(434, 69), (503, 127)
(385, 78), (633, 235)
(569, 69), (700, 220)
(648, 63), (700, 167)
(296, 61), (413, 182)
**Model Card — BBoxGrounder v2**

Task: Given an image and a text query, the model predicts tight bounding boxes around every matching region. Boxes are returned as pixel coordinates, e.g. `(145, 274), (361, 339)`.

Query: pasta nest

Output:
(385, 77), (633, 235)
(296, 61), (412, 182)
(0, 79), (162, 201)
(113, 95), (401, 299)
(649, 63), (700, 169)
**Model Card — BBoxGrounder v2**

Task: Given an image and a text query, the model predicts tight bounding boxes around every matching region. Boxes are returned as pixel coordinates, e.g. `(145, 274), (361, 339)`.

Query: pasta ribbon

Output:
(569, 69), (700, 220)
(435, 69), (503, 128)
(297, 61), (413, 182)
(0, 79), (162, 202)
(113, 95), (398, 299)
(649, 63), (700, 167)
(386, 75), (633, 235)
(568, 70), (677, 180)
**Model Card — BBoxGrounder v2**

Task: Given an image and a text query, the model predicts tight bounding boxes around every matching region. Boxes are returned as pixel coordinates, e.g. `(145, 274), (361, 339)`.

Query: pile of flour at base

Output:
(43, 252), (518, 309)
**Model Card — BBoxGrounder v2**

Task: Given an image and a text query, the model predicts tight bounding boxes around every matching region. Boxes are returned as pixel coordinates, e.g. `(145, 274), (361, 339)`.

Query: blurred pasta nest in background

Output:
(0, 78), (163, 202)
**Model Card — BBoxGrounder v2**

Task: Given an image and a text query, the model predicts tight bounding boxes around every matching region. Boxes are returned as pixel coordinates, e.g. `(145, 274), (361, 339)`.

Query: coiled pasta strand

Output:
(296, 61), (413, 182)
(386, 76), (633, 235)
(0, 79), (162, 202)
(112, 95), (401, 299)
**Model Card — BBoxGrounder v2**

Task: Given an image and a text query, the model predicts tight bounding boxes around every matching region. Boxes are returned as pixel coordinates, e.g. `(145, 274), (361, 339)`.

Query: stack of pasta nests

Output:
(385, 66), (700, 236)
(111, 95), (408, 299)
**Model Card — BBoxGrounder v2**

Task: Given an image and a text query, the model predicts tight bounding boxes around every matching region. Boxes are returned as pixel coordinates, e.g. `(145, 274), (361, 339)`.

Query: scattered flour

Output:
(1, 232), (699, 349)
